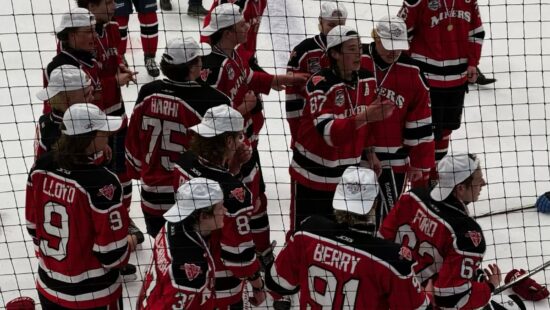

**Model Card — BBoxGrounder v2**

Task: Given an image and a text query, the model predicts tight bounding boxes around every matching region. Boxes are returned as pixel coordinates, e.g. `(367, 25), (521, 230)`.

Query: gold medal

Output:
(447, 24), (454, 31)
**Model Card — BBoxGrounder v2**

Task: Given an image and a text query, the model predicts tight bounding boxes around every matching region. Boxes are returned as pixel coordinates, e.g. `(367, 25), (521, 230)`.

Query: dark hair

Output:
(327, 45), (343, 69)
(76, 0), (104, 8)
(333, 209), (373, 227)
(210, 25), (233, 46)
(52, 132), (96, 170)
(189, 131), (240, 164)
(159, 57), (200, 82)
(459, 153), (479, 188)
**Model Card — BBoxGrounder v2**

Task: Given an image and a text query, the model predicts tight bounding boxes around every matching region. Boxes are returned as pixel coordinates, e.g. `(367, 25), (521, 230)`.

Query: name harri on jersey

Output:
(150, 97), (179, 118)
(431, 10), (472, 28)
(313, 242), (361, 274)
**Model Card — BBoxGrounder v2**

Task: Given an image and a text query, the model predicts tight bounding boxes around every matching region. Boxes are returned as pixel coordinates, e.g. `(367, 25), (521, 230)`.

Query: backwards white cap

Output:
(431, 154), (480, 201)
(62, 103), (123, 135)
(36, 65), (90, 101)
(333, 166), (379, 215)
(201, 3), (244, 36)
(56, 7), (96, 34)
(326, 25), (359, 49)
(189, 105), (244, 137)
(320, 1), (348, 20)
(162, 37), (212, 65)
(375, 15), (409, 51)
(164, 178), (224, 223)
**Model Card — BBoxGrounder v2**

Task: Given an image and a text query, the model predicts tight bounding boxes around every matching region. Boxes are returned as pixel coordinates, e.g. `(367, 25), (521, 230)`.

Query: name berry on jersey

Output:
(313, 243), (361, 274)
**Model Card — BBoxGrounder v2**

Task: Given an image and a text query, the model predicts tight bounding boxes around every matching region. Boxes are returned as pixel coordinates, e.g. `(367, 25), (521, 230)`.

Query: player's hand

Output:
(365, 97), (395, 123)
(117, 66), (138, 86)
(103, 145), (113, 162)
(271, 72), (310, 91)
(249, 289), (266, 306)
(408, 166), (424, 182)
(236, 91), (257, 115)
(127, 234), (139, 252)
(467, 66), (478, 83)
(484, 263), (502, 287)
(364, 150), (382, 176)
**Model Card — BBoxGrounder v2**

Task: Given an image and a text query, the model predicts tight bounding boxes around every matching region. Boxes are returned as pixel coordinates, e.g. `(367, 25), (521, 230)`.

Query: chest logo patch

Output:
(335, 89), (345, 107)
(428, 0), (440, 10)
(230, 187), (246, 203)
(466, 231), (482, 247)
(181, 263), (203, 281)
(98, 184), (115, 201)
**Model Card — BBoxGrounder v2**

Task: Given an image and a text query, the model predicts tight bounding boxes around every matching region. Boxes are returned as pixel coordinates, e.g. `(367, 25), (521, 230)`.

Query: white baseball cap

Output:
(320, 1), (348, 20)
(202, 3), (244, 36)
(375, 15), (409, 51)
(36, 65), (91, 101)
(62, 103), (123, 135)
(162, 37), (212, 65)
(326, 25), (360, 50)
(431, 154), (481, 201)
(164, 178), (224, 223)
(333, 167), (379, 215)
(190, 105), (244, 137)
(56, 7), (96, 34)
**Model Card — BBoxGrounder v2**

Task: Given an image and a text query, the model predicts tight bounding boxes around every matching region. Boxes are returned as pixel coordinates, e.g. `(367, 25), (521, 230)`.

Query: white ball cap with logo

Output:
(320, 1), (348, 20)
(333, 166), (379, 215)
(36, 65), (91, 101)
(189, 104), (244, 137)
(430, 154), (480, 201)
(164, 178), (224, 223)
(326, 25), (359, 50)
(56, 7), (96, 34)
(62, 103), (123, 135)
(375, 15), (409, 51)
(162, 37), (212, 65)
(201, 3), (244, 36)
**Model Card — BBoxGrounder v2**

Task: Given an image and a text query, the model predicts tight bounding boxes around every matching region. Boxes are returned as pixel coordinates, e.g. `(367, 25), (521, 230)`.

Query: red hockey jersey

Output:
(289, 68), (376, 191)
(266, 215), (431, 309)
(361, 43), (434, 173)
(137, 221), (216, 310)
(174, 151), (259, 305)
(379, 188), (492, 309)
(399, 0), (485, 88)
(125, 79), (231, 216)
(201, 45), (273, 147)
(286, 34), (330, 141)
(25, 153), (129, 309)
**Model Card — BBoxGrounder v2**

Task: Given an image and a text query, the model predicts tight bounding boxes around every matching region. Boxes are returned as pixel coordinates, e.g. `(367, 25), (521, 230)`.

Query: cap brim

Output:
(189, 123), (218, 137)
(333, 198), (375, 216)
(198, 43), (212, 57)
(430, 185), (453, 202)
(97, 116), (123, 133)
(36, 88), (60, 101)
(163, 204), (193, 223)
(201, 25), (217, 36)
(380, 38), (409, 51)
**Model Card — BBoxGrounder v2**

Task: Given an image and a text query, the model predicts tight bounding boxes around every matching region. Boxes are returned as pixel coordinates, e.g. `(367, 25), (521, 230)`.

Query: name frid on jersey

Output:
(42, 177), (76, 204)
(412, 209), (438, 238)
(431, 10), (471, 27)
(150, 98), (179, 118)
(313, 243), (360, 274)
(377, 87), (405, 108)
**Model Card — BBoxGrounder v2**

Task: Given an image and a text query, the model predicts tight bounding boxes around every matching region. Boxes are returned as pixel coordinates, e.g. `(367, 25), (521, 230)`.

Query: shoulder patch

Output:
(181, 263), (203, 281)
(97, 184), (115, 201)
(230, 187), (246, 203)
(312, 75), (325, 86)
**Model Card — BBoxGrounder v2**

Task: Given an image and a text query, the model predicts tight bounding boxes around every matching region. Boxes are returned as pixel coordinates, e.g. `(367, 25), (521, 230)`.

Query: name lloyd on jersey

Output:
(150, 98), (179, 118)
(313, 243), (360, 274)
(412, 208), (438, 238)
(43, 177), (76, 204)
(431, 10), (472, 27)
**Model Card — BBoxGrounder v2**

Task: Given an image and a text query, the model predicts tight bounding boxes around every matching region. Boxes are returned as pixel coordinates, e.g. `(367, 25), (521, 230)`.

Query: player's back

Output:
(269, 215), (429, 310)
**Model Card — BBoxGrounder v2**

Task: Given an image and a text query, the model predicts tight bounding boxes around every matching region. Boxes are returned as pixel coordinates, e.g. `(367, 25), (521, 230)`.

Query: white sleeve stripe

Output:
(221, 258), (257, 267)
(270, 262), (297, 291)
(323, 120), (334, 147)
(468, 26), (484, 35)
(220, 241), (256, 254)
(405, 117), (432, 128)
(102, 250), (129, 269)
(403, 135), (434, 146)
(93, 237), (128, 253)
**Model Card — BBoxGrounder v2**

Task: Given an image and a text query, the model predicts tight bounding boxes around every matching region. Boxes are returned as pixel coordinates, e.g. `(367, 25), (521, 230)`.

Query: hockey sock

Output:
(138, 12), (158, 57)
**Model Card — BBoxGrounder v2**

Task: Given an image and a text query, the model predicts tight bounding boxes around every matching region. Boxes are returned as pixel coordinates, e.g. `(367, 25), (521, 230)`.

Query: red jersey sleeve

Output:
(399, 0), (422, 40)
(468, 0), (485, 66)
(405, 76), (434, 171)
(264, 234), (301, 299)
(25, 174), (38, 246)
(125, 104), (144, 180)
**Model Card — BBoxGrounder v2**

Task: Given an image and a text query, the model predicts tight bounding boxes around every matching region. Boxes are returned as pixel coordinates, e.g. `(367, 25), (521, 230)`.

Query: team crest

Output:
(428, 0), (440, 10)
(227, 66), (235, 80)
(308, 57), (321, 73)
(230, 187), (246, 203)
(181, 263), (202, 281)
(98, 184), (115, 201)
(466, 231), (482, 247)
(312, 76), (325, 86)
(335, 90), (345, 106)
(399, 246), (413, 261)
(200, 68), (210, 81)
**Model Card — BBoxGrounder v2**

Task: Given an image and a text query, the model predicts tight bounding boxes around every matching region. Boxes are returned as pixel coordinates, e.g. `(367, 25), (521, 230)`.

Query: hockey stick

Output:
(493, 259), (550, 295)
(474, 205), (536, 219)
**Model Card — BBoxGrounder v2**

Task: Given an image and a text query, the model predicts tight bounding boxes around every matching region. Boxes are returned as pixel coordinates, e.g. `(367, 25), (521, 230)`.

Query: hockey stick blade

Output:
(474, 205), (536, 219)
(493, 260), (550, 295)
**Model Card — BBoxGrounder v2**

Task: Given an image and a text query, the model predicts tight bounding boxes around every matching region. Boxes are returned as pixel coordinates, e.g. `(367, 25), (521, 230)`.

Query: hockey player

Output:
(266, 166), (431, 309)
(288, 25), (394, 233)
(398, 0), (485, 164)
(35, 65), (94, 159)
(25, 103), (134, 309)
(361, 16), (434, 227)
(137, 178), (226, 309)
(285, 1), (347, 140)
(114, 0), (160, 76)
(173, 105), (266, 309)
(379, 154), (526, 309)
(125, 37), (231, 237)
